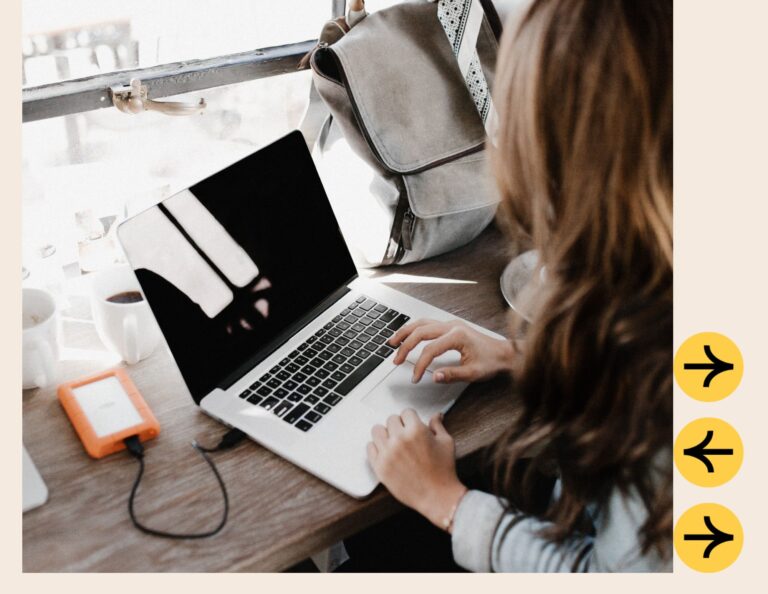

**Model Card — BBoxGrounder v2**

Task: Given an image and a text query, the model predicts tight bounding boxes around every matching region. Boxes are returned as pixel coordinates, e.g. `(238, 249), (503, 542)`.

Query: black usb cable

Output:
(123, 428), (246, 539)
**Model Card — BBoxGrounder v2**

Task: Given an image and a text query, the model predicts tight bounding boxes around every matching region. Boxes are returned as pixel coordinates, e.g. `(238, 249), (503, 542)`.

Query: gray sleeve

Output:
(451, 488), (671, 572)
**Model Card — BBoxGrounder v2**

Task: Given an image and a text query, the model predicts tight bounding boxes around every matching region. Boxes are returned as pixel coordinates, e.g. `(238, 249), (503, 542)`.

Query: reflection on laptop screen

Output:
(118, 132), (357, 402)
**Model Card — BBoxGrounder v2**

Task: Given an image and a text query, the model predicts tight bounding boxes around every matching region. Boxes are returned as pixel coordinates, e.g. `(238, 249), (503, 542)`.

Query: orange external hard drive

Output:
(57, 368), (160, 459)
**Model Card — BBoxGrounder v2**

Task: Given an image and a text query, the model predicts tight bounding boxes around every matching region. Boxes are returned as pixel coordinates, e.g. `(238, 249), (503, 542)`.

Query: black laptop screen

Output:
(118, 132), (357, 402)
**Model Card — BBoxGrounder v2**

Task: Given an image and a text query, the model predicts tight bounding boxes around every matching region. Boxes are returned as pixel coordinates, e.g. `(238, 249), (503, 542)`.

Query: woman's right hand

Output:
(388, 319), (515, 384)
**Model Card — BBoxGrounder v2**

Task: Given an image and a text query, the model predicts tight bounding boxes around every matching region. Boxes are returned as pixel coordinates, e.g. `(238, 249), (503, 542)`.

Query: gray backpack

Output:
(305, 0), (502, 266)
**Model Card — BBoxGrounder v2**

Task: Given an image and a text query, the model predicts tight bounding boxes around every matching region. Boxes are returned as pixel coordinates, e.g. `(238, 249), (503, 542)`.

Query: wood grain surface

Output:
(23, 224), (521, 572)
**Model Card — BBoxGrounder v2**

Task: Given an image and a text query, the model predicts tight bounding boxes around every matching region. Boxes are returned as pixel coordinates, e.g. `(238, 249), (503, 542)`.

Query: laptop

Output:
(118, 130), (499, 497)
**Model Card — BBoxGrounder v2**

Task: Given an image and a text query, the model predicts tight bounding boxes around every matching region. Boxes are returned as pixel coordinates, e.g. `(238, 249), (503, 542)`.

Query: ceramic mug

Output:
(22, 287), (60, 389)
(90, 265), (161, 364)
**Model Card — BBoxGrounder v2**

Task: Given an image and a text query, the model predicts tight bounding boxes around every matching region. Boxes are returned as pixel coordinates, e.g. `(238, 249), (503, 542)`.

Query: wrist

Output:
(493, 339), (516, 374)
(419, 481), (468, 532)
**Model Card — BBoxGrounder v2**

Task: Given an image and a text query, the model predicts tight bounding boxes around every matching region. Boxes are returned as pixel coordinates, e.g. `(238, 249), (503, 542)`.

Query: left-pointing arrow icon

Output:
(683, 430), (734, 473)
(683, 516), (734, 558)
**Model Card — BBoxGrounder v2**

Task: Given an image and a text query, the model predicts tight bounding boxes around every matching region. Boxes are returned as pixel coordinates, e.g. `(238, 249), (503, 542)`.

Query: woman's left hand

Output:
(367, 409), (468, 531)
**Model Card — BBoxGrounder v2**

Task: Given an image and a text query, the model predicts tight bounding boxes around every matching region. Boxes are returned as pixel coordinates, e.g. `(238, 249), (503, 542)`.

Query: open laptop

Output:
(118, 130), (498, 497)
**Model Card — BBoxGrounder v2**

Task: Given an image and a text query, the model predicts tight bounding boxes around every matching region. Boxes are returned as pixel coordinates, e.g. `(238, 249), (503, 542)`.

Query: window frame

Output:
(22, 0), (346, 123)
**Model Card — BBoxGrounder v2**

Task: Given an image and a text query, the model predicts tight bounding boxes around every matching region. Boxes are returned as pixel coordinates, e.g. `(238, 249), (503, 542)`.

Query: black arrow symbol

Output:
(683, 516), (734, 558)
(683, 430), (734, 473)
(683, 345), (734, 388)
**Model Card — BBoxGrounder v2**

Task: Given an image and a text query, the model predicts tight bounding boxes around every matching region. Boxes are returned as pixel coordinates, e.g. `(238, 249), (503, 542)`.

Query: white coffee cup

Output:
(22, 287), (60, 389)
(90, 265), (161, 364)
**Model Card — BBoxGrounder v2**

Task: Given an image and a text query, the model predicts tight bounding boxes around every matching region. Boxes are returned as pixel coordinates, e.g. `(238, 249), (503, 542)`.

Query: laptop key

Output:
(340, 363), (355, 374)
(337, 337), (350, 346)
(323, 361), (339, 371)
(323, 393), (342, 406)
(331, 371), (346, 382)
(380, 309), (398, 323)
(370, 335), (386, 345)
(247, 394), (263, 405)
(367, 310), (381, 319)
(374, 304), (388, 313)
(315, 328), (326, 337)
(351, 309), (364, 318)
(298, 384), (312, 395)
(338, 321), (351, 330)
(256, 385), (272, 397)
(352, 323), (365, 333)
(342, 329), (356, 338)
(357, 348), (372, 360)
(349, 340), (363, 351)
(305, 395), (319, 404)
(276, 370), (290, 381)
(249, 381), (261, 390)
(348, 356), (363, 367)
(355, 296), (367, 303)
(363, 342), (378, 352)
(314, 403), (332, 415)
(274, 401), (293, 417)
(294, 372), (308, 383)
(363, 326), (378, 336)
(335, 355), (385, 396)
(332, 315), (343, 323)
(376, 346), (394, 358)
(359, 316), (374, 326)
(329, 328), (342, 338)
(320, 334), (333, 345)
(313, 386), (329, 397)
(310, 357), (324, 368)
(239, 390), (251, 399)
(295, 420), (313, 432)
(287, 392), (303, 402)
(305, 411), (323, 424)
(327, 344), (341, 353)
(297, 343), (308, 351)
(295, 355), (309, 366)
(306, 335), (317, 344)
(260, 396), (279, 410)
(305, 347), (319, 358)
(340, 347), (355, 357)
(315, 368), (330, 379)
(286, 363), (300, 373)
(284, 403), (310, 424)
(372, 320), (386, 330)
(331, 354), (346, 365)
(283, 380), (298, 391)
(306, 376), (321, 387)
(274, 388), (290, 399)
(270, 365), (281, 374)
(318, 350), (332, 361)
(344, 315), (357, 324)
(324, 322), (334, 330)
(379, 328), (394, 338)
(279, 358), (291, 366)
(289, 350), (300, 359)
(359, 299), (376, 311)
(387, 314), (411, 331)
(322, 379), (338, 390)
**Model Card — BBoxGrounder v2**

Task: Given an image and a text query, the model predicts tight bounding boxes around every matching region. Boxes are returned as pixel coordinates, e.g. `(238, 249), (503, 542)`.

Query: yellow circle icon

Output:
(675, 503), (743, 572)
(674, 332), (743, 402)
(674, 418), (743, 487)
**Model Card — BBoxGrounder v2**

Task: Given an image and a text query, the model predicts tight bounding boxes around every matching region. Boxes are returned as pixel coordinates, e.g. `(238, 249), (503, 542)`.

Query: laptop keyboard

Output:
(237, 296), (410, 432)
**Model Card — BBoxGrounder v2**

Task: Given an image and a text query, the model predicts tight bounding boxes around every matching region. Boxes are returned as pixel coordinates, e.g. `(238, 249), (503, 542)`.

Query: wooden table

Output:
(23, 225), (521, 572)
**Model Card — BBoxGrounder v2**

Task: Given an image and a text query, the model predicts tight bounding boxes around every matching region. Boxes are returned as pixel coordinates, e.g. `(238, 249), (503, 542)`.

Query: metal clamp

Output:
(111, 78), (206, 116)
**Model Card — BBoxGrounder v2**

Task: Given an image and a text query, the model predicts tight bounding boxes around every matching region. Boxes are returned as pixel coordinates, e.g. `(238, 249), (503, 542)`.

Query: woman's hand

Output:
(388, 319), (515, 384)
(367, 409), (468, 531)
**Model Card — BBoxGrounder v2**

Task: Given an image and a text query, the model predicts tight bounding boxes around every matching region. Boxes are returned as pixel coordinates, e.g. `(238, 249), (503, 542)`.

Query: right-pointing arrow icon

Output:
(683, 430), (734, 473)
(683, 344), (734, 388)
(683, 515), (734, 558)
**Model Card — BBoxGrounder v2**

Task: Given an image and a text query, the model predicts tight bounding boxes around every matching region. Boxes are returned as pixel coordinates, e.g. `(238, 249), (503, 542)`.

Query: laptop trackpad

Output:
(361, 362), (460, 420)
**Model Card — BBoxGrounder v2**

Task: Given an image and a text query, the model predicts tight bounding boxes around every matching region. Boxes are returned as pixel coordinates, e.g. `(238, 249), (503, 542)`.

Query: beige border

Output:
(6, 0), (768, 591)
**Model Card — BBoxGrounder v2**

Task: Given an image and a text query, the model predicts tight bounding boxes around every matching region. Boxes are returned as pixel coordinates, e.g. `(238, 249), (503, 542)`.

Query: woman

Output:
(367, 0), (672, 572)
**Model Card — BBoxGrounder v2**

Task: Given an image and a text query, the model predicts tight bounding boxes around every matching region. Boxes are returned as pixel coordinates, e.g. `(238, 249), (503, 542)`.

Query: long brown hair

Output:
(490, 0), (672, 556)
